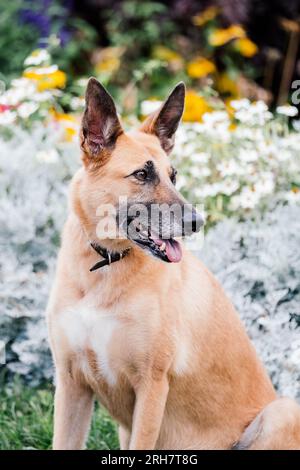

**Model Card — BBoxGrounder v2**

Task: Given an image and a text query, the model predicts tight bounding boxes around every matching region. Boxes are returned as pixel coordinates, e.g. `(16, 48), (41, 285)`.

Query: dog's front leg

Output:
(129, 375), (169, 450)
(119, 425), (131, 450)
(53, 373), (94, 450)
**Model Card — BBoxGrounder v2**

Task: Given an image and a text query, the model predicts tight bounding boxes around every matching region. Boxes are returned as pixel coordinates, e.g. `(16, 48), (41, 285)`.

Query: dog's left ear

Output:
(140, 82), (185, 154)
(81, 77), (123, 160)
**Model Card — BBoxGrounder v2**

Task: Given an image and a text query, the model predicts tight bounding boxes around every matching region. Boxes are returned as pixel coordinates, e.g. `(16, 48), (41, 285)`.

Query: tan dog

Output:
(47, 78), (300, 450)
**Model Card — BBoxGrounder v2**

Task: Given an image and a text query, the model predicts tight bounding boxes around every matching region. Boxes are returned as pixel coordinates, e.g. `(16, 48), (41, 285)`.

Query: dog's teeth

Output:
(160, 242), (166, 251)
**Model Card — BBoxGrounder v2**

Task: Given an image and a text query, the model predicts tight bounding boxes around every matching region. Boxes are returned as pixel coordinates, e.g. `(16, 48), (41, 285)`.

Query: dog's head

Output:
(73, 77), (203, 263)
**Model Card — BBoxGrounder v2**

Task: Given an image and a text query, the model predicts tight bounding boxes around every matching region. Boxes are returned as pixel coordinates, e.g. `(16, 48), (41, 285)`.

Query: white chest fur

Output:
(59, 301), (119, 385)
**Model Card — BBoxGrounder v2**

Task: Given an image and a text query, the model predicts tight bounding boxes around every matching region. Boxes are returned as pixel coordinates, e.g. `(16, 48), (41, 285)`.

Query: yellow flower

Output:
(193, 6), (219, 27)
(96, 57), (120, 74)
(234, 38), (258, 57)
(94, 47), (123, 75)
(209, 24), (246, 47)
(51, 111), (78, 142)
(187, 57), (216, 79)
(64, 126), (77, 141)
(152, 46), (183, 71)
(183, 90), (212, 122)
(153, 45), (181, 62)
(216, 72), (239, 96)
(292, 186), (300, 194)
(23, 66), (66, 90)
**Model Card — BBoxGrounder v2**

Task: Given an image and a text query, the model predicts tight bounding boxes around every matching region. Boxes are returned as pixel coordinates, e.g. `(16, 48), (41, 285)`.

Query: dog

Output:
(47, 78), (300, 450)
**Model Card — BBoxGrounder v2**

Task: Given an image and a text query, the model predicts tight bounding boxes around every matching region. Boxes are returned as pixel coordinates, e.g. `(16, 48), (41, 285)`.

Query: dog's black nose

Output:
(182, 209), (204, 235)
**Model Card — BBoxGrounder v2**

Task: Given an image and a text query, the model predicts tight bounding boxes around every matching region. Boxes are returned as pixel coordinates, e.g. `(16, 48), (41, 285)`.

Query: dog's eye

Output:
(170, 168), (177, 185)
(134, 169), (147, 181)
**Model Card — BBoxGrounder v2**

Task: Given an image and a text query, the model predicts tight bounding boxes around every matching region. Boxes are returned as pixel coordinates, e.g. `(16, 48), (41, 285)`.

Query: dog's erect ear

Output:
(81, 78), (123, 158)
(140, 82), (185, 154)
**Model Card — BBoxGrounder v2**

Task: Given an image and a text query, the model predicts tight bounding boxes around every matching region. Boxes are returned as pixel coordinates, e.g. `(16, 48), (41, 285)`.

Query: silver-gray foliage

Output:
(200, 204), (300, 399)
(0, 124), (79, 385)
(0, 124), (299, 397)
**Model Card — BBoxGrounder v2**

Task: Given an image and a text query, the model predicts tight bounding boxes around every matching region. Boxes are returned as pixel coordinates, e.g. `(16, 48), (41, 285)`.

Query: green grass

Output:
(0, 379), (119, 450)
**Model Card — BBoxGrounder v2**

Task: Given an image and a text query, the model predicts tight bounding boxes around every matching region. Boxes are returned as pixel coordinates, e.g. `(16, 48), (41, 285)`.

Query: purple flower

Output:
(20, 0), (74, 44)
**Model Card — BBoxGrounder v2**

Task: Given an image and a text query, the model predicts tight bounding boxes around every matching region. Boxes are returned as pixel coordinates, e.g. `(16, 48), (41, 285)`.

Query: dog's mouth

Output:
(128, 225), (182, 263)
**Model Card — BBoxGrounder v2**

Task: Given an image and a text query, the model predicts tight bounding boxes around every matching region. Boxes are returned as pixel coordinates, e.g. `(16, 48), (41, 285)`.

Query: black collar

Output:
(90, 242), (131, 272)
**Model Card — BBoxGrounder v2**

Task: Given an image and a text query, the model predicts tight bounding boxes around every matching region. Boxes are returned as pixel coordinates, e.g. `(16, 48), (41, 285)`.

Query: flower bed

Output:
(1, 52), (300, 226)
(1, 48), (300, 387)
(173, 101), (300, 224)
(0, 124), (79, 384)
(0, 109), (300, 389)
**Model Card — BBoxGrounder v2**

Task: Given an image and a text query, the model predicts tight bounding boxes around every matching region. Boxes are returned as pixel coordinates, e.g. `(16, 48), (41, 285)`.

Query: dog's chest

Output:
(60, 302), (120, 386)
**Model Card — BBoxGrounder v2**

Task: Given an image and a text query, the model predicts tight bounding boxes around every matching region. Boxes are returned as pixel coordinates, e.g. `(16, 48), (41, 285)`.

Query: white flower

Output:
(284, 190), (300, 203)
(235, 101), (272, 126)
(70, 96), (85, 111)
(0, 81), (36, 106)
(176, 174), (188, 190)
(17, 102), (39, 119)
(201, 111), (231, 142)
(189, 152), (209, 164)
(200, 183), (223, 198)
(289, 348), (300, 366)
(24, 49), (50, 66)
(219, 180), (239, 196)
(253, 173), (275, 195)
(31, 91), (53, 102)
(276, 105), (298, 117)
(252, 101), (268, 113)
(238, 149), (258, 162)
(190, 166), (203, 178)
(76, 78), (89, 88)
(230, 187), (261, 210)
(36, 149), (59, 163)
(292, 119), (300, 131)
(200, 167), (211, 177)
(202, 111), (229, 125)
(0, 110), (16, 125)
(230, 98), (251, 110)
(217, 159), (244, 176)
(25, 64), (58, 76)
(235, 109), (250, 123)
(140, 99), (162, 116)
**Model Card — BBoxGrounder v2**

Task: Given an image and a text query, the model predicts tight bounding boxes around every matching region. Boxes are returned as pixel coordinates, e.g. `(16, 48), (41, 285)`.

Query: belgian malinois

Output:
(47, 78), (300, 449)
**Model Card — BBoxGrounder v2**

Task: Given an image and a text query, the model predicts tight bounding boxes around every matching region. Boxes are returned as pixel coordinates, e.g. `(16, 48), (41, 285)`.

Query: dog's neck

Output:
(89, 241), (132, 272)
(65, 211), (170, 308)
(70, 211), (154, 276)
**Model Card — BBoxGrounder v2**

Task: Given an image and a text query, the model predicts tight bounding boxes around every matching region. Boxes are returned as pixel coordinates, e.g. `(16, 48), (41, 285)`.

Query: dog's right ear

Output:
(81, 78), (123, 162)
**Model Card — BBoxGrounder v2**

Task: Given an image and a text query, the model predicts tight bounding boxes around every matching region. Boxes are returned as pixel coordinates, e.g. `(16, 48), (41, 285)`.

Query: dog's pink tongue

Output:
(165, 239), (182, 263)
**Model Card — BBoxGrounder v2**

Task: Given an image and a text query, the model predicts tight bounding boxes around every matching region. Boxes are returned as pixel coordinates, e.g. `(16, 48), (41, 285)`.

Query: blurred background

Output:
(1, 0), (300, 450)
